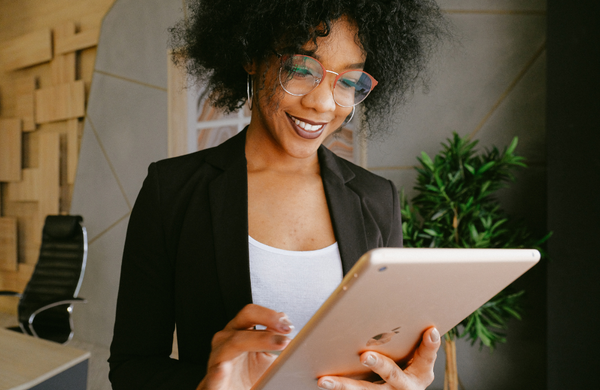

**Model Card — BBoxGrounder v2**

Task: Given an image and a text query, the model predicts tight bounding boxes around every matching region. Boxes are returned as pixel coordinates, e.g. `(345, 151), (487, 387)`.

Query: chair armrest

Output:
(28, 298), (87, 337)
(0, 291), (22, 298)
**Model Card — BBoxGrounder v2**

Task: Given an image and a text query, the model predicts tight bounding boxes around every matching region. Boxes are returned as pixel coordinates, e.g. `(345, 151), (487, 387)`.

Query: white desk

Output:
(0, 328), (90, 390)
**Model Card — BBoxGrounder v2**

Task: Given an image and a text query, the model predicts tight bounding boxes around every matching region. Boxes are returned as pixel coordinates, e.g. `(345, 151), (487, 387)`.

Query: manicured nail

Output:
(362, 353), (376, 367)
(279, 314), (295, 332)
(318, 379), (334, 389)
(272, 334), (290, 346)
(430, 328), (440, 343)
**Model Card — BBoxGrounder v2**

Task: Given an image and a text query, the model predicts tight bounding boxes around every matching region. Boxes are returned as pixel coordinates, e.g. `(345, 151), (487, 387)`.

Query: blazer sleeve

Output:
(108, 163), (204, 389)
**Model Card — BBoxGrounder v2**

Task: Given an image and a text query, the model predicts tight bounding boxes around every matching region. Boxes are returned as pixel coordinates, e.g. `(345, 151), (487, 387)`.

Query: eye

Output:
(338, 77), (358, 90)
(290, 65), (313, 79)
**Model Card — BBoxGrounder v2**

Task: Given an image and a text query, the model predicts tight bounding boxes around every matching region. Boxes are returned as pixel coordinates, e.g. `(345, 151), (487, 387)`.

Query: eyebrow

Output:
(296, 49), (365, 70)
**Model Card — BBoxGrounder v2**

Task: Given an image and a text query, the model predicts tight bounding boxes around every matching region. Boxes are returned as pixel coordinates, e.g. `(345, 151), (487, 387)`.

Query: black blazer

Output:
(108, 129), (402, 389)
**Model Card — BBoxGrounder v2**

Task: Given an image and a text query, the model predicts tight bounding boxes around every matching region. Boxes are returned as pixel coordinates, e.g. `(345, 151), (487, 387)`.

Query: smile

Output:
(289, 115), (324, 132)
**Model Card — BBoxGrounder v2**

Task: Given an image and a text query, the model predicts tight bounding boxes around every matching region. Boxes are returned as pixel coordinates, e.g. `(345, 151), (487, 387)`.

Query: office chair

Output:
(0, 215), (88, 344)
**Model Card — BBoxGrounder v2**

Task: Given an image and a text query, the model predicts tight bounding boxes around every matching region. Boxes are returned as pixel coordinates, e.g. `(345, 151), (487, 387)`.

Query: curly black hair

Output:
(170, 0), (447, 136)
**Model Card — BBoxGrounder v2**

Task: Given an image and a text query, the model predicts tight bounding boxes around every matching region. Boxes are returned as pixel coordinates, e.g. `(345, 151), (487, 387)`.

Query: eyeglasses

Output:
(277, 54), (378, 107)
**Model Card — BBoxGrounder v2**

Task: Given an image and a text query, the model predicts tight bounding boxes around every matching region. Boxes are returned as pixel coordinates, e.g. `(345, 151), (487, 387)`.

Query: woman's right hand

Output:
(196, 304), (294, 390)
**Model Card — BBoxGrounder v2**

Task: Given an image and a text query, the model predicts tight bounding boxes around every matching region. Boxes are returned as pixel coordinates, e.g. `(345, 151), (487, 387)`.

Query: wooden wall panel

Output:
(0, 29), (53, 71)
(0, 119), (22, 182)
(55, 28), (100, 55)
(6, 169), (40, 202)
(0, 217), (18, 272)
(35, 81), (85, 123)
(67, 119), (80, 184)
(37, 132), (61, 224)
(4, 202), (41, 266)
(15, 76), (37, 132)
(51, 22), (77, 85)
(0, 264), (35, 314)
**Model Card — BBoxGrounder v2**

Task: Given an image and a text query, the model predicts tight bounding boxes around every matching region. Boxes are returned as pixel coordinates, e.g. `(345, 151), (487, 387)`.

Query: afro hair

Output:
(169, 0), (447, 136)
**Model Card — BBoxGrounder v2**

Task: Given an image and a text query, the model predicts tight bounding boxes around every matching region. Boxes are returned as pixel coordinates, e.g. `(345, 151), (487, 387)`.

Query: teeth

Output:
(292, 116), (323, 132)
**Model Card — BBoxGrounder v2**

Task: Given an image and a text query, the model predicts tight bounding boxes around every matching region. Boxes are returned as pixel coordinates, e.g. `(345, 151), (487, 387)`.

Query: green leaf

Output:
(423, 229), (440, 237)
(464, 163), (475, 175)
(420, 151), (434, 170)
(505, 137), (518, 155)
(503, 306), (522, 320)
(431, 209), (448, 221)
(478, 161), (496, 174)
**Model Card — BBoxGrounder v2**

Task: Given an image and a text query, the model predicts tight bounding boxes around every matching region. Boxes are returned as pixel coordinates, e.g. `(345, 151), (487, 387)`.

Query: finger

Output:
(226, 304), (294, 333)
(403, 327), (440, 385)
(317, 375), (379, 390)
(210, 328), (291, 363)
(360, 351), (410, 388)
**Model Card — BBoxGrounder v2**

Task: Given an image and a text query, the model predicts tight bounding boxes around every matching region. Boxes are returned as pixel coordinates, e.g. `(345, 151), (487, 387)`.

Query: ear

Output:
(243, 60), (257, 75)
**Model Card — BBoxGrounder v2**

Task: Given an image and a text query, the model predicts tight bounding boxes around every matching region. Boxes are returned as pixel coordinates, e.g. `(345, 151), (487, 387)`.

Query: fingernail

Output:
(362, 353), (376, 367)
(279, 314), (295, 332)
(318, 379), (334, 389)
(273, 334), (290, 346)
(430, 328), (440, 343)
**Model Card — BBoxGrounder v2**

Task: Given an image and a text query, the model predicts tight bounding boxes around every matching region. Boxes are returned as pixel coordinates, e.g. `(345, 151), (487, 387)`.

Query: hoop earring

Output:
(340, 106), (355, 127)
(246, 74), (253, 110)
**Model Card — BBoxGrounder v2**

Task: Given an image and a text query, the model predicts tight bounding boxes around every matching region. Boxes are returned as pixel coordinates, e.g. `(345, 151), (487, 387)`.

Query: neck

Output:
(245, 121), (321, 175)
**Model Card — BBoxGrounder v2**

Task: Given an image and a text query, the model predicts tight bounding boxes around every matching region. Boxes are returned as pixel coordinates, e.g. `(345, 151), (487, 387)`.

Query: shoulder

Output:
(150, 130), (246, 192)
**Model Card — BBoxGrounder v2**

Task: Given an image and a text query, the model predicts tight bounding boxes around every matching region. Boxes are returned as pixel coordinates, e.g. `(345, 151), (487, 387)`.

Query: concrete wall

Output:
(71, 0), (547, 388)
(70, 0), (183, 348)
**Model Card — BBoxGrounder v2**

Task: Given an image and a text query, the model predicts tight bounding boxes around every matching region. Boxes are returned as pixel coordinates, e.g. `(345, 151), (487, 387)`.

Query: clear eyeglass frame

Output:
(276, 53), (378, 108)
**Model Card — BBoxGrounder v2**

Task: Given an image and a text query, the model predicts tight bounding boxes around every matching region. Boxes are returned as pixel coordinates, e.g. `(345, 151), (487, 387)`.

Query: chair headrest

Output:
(43, 215), (84, 239)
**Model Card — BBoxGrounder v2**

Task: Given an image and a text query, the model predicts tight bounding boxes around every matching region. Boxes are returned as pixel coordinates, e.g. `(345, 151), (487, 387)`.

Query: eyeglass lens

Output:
(279, 55), (374, 107)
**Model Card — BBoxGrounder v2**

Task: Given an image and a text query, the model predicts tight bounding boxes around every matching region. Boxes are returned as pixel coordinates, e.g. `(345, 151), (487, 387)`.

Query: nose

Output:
(301, 72), (337, 113)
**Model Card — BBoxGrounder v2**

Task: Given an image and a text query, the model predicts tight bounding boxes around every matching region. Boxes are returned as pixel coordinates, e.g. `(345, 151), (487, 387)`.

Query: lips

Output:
(286, 114), (328, 140)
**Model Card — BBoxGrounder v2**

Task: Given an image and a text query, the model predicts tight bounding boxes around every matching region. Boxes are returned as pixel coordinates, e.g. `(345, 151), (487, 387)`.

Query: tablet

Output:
(251, 247), (540, 390)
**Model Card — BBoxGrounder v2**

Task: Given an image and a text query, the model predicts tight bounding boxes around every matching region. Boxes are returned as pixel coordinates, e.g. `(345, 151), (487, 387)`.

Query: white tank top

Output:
(248, 236), (343, 338)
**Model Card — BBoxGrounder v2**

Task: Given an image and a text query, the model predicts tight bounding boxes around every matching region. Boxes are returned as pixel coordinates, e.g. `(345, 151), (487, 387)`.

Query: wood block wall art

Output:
(7, 169), (40, 202)
(0, 119), (22, 182)
(6, 132), (60, 240)
(15, 76), (37, 132)
(54, 27), (100, 55)
(0, 262), (35, 314)
(4, 202), (42, 266)
(51, 22), (77, 85)
(67, 119), (80, 184)
(35, 81), (85, 124)
(0, 217), (18, 272)
(0, 29), (53, 71)
(37, 132), (61, 224)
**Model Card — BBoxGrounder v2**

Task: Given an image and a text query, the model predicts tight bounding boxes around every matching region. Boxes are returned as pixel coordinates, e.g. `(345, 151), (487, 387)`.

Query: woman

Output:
(109, 1), (446, 389)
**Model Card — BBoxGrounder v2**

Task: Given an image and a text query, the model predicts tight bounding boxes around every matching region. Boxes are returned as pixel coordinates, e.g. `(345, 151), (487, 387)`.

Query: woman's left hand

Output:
(317, 327), (441, 390)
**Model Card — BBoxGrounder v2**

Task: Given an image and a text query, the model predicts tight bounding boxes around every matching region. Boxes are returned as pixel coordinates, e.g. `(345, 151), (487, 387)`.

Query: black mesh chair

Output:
(0, 215), (87, 344)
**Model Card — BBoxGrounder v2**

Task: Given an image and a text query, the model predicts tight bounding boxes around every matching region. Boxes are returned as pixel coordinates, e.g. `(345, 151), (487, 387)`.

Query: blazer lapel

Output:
(205, 134), (368, 320)
(207, 131), (253, 321)
(318, 146), (368, 275)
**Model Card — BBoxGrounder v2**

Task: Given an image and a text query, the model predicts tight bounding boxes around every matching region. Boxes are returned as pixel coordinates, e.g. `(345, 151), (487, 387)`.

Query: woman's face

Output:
(248, 18), (365, 161)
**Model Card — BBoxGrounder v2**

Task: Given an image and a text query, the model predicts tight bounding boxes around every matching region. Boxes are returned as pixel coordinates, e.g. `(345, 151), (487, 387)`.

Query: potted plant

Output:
(400, 133), (549, 390)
